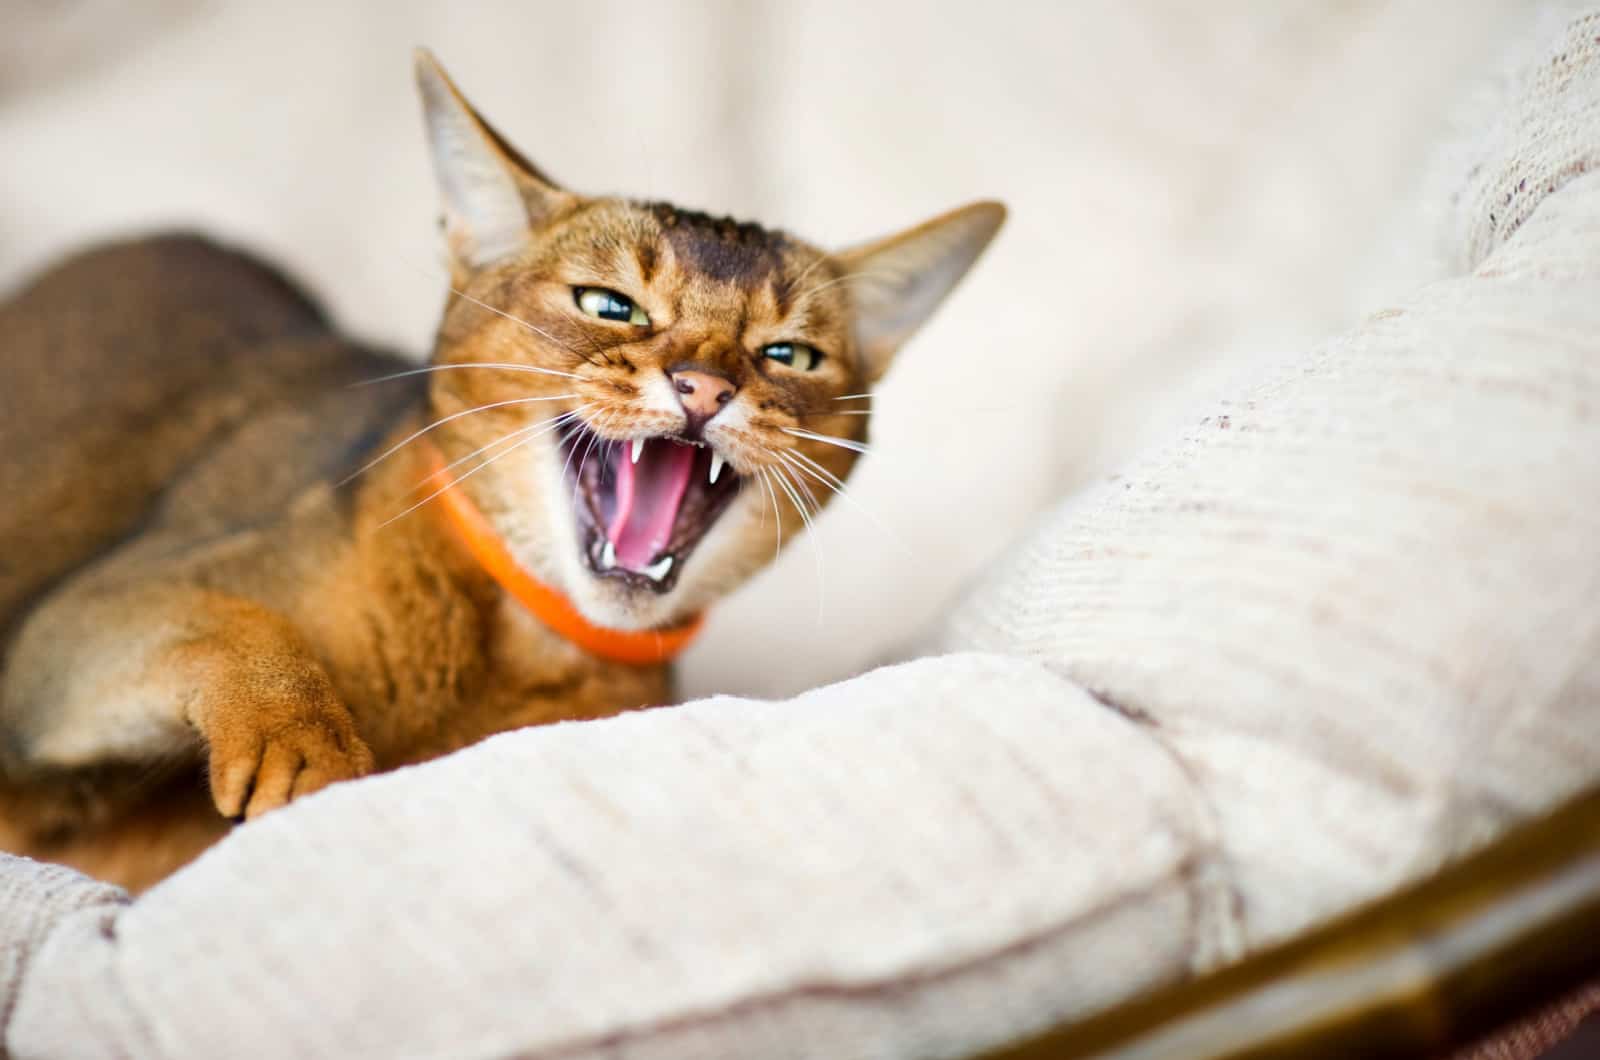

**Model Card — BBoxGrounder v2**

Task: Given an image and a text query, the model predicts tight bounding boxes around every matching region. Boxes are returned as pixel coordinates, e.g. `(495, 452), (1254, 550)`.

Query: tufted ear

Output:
(414, 48), (575, 273)
(834, 201), (1005, 383)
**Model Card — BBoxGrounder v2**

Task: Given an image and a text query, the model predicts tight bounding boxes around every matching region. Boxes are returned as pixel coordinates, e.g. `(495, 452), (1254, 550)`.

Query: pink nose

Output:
(670, 369), (736, 423)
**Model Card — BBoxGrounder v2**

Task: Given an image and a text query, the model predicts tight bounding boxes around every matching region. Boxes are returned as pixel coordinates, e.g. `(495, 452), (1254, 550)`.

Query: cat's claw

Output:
(206, 702), (375, 821)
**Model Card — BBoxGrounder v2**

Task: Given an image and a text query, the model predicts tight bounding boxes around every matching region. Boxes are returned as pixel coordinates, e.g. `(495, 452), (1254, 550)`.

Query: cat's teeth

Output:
(642, 554), (674, 581)
(709, 453), (725, 484)
(599, 540), (617, 570)
(630, 438), (645, 464)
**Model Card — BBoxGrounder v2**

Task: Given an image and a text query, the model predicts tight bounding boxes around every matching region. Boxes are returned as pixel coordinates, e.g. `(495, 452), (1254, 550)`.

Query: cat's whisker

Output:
(821, 410), (873, 416)
(781, 253), (834, 305)
(771, 450), (838, 509)
(339, 394), (579, 487)
(756, 469), (785, 568)
(350, 361), (585, 387)
(767, 461), (826, 627)
(417, 406), (592, 492)
(832, 393), (873, 402)
(557, 406), (599, 492)
(773, 446), (901, 548)
(380, 412), (573, 529)
(767, 450), (832, 526)
(570, 408), (616, 514)
(401, 253), (609, 365)
(791, 268), (899, 308)
(781, 427), (872, 455)
(445, 283), (610, 367)
(779, 459), (823, 525)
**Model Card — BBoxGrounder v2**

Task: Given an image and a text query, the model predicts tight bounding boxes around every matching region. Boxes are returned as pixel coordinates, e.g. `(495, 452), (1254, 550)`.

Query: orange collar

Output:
(422, 441), (704, 666)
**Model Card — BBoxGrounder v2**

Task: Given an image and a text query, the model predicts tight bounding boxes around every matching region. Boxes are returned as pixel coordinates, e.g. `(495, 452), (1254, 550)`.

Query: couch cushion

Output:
(9, 655), (1226, 1059)
(935, 10), (1600, 949)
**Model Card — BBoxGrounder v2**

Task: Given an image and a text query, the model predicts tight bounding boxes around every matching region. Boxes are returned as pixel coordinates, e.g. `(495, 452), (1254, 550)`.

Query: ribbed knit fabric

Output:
(3, 10), (1598, 1060)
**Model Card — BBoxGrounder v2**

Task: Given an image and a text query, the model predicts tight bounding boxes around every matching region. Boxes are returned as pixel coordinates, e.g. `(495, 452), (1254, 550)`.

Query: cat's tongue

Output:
(608, 440), (695, 569)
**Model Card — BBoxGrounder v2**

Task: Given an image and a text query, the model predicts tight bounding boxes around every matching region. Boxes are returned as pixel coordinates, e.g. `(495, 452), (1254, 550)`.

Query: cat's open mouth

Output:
(561, 426), (741, 594)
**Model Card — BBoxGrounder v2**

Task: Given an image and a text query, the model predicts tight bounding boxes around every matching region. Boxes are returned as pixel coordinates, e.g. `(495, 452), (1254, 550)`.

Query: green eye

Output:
(762, 342), (823, 372)
(574, 287), (649, 326)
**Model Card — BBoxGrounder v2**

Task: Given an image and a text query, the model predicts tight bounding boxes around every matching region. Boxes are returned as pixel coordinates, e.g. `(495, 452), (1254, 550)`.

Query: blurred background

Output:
(0, 0), (1530, 699)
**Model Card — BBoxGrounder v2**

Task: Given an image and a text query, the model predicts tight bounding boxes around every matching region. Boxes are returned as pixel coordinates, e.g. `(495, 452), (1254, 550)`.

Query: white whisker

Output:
(350, 361), (584, 387)
(767, 460), (826, 626)
(419, 406), (592, 491)
(399, 254), (606, 365)
(445, 283), (608, 365)
(757, 468), (784, 564)
(781, 427), (872, 455)
(792, 268), (898, 307)
(571, 409), (616, 515)
(780, 459), (823, 522)
(774, 447), (901, 548)
(340, 394), (579, 486)
(833, 393), (873, 401)
(785, 253), (833, 298)
(777, 447), (846, 494)
(557, 406), (599, 488)
(379, 412), (574, 529)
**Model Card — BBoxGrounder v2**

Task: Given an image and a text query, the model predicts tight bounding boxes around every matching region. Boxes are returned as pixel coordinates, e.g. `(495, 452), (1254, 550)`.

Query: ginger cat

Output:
(0, 51), (1003, 890)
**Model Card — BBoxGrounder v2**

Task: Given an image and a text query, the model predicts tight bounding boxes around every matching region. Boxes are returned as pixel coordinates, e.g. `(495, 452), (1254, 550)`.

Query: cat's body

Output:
(0, 53), (1002, 890)
(0, 235), (665, 887)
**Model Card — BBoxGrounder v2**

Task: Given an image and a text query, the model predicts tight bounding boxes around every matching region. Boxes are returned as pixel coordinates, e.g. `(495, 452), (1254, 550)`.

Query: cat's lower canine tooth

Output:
(600, 540), (617, 569)
(643, 555), (674, 581)
(709, 453), (725, 484)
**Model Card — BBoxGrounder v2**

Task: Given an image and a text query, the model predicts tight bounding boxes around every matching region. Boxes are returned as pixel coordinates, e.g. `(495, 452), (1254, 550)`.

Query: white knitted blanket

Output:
(3, 10), (1599, 1060)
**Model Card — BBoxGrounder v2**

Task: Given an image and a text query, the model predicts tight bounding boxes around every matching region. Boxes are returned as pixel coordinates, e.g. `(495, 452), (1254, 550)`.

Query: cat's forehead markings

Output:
(640, 202), (789, 289)
(633, 241), (658, 285)
(544, 215), (630, 276)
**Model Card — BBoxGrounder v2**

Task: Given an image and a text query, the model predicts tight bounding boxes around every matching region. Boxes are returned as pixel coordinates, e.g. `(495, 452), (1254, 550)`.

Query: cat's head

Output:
(414, 51), (1003, 633)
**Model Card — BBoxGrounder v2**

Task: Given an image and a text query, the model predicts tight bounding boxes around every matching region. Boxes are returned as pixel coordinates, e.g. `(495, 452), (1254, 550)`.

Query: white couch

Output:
(3, 5), (1599, 1059)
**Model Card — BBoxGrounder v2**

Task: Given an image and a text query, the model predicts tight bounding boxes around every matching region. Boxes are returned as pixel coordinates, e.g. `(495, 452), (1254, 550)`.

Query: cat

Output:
(0, 50), (1003, 891)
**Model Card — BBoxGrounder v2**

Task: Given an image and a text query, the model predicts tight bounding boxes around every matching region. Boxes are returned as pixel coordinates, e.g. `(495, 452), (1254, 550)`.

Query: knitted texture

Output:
(0, 858), (125, 1044)
(8, 656), (1218, 1059)
(1447, 9), (1600, 270)
(936, 9), (1600, 952)
(3, 10), (1599, 1060)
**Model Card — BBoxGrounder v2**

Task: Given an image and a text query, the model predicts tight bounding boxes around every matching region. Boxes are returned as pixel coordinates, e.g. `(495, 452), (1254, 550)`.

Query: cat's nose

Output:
(670, 369), (736, 429)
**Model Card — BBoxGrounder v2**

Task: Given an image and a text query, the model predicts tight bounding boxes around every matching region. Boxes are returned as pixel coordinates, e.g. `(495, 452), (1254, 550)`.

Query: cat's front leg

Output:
(165, 598), (376, 818)
(3, 586), (374, 821)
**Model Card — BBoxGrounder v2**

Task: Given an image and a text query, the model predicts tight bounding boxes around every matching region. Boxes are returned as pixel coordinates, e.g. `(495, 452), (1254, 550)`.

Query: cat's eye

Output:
(762, 342), (823, 372)
(574, 287), (649, 326)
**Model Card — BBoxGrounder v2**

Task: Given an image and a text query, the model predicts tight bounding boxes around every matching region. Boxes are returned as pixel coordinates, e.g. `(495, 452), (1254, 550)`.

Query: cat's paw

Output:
(205, 694), (375, 821)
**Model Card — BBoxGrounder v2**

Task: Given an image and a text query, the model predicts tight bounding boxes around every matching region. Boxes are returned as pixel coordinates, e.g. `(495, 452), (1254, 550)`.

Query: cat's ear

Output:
(414, 49), (575, 272)
(834, 201), (1005, 383)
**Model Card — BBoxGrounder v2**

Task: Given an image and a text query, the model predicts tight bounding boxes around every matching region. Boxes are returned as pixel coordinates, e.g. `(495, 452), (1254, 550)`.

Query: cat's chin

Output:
(563, 571), (693, 632)
(559, 424), (742, 607)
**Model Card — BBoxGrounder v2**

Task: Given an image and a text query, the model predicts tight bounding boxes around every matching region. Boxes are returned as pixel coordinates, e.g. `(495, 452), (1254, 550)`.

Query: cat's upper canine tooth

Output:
(643, 554), (674, 581)
(599, 540), (617, 570)
(709, 453), (725, 485)
(631, 438), (645, 464)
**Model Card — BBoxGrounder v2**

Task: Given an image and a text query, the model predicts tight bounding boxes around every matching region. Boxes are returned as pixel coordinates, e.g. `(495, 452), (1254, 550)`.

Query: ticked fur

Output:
(0, 51), (1003, 890)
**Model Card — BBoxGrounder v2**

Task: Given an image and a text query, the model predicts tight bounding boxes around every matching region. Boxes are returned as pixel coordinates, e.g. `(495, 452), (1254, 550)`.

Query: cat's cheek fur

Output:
(478, 433), (579, 588)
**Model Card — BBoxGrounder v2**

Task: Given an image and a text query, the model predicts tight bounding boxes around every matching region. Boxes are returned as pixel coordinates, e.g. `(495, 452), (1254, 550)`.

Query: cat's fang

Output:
(599, 540), (617, 570)
(709, 453), (725, 485)
(642, 555), (674, 581)
(630, 438), (645, 464)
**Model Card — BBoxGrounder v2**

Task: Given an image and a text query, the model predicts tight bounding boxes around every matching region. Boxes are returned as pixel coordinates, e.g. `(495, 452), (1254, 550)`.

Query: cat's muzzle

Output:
(560, 425), (742, 595)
